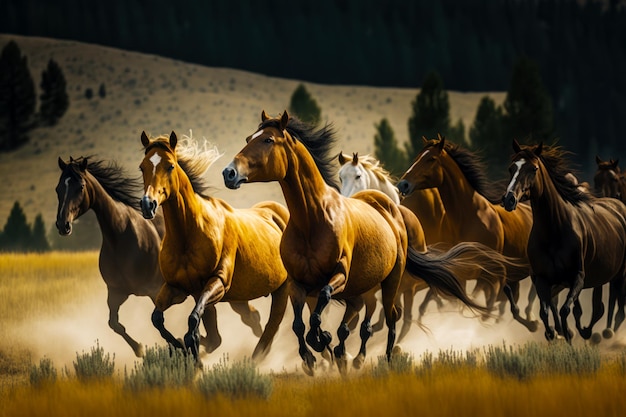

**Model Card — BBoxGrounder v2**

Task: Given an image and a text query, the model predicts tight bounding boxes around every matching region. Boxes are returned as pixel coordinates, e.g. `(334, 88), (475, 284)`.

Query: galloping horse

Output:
(502, 141), (626, 342)
(223, 110), (496, 375)
(397, 136), (538, 332)
(338, 152), (497, 340)
(594, 155), (626, 203)
(55, 156), (264, 357)
(139, 132), (290, 361)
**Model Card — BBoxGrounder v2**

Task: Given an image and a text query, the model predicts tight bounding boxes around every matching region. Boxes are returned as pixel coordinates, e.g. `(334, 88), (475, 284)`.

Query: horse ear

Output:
(421, 136), (428, 145)
(534, 142), (543, 156)
(79, 157), (88, 171)
(280, 110), (289, 130)
(512, 139), (521, 153)
(596, 155), (603, 165)
(338, 152), (349, 165)
(352, 152), (359, 165)
(261, 110), (270, 122)
(58, 157), (67, 170)
(169, 131), (178, 149)
(612, 159), (619, 170)
(437, 133), (444, 141)
(437, 136), (445, 151)
(141, 131), (150, 148)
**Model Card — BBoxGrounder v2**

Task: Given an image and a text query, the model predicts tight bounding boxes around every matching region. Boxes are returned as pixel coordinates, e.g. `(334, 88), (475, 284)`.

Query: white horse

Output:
(338, 152), (401, 204)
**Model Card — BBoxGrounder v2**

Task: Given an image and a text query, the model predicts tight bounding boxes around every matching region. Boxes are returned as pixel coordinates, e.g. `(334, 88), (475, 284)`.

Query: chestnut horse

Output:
(502, 141), (626, 342)
(397, 136), (538, 332)
(594, 155), (626, 203)
(338, 152), (499, 340)
(139, 132), (290, 361)
(223, 111), (498, 375)
(55, 156), (263, 357)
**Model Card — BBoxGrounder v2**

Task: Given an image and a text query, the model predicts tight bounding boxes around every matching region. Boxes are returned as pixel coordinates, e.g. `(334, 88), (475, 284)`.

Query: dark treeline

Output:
(2, 0), (625, 175)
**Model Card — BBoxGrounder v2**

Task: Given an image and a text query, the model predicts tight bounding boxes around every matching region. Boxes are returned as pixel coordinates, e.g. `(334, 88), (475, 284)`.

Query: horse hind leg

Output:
(333, 296), (364, 375)
(107, 290), (144, 357)
(353, 290), (378, 370)
(251, 279), (289, 362)
(397, 284), (416, 343)
(199, 305), (222, 353)
(574, 286), (603, 340)
(229, 301), (263, 338)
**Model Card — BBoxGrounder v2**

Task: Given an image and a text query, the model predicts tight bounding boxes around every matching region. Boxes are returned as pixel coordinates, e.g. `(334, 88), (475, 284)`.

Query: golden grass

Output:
(2, 252), (626, 417)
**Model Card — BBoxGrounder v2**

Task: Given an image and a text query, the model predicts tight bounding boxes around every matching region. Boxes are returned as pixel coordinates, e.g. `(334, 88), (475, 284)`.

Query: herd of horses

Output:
(54, 110), (626, 376)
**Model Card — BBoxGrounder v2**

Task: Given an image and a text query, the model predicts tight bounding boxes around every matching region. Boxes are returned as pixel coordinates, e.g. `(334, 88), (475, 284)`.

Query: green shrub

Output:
(73, 340), (115, 382)
(197, 355), (273, 400)
(484, 341), (600, 380)
(124, 344), (197, 390)
(29, 357), (57, 387)
(372, 351), (415, 377)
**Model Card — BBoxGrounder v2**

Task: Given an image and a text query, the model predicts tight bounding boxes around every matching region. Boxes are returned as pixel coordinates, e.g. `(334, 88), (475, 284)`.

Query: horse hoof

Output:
(392, 345), (403, 356)
(134, 345), (145, 358)
(590, 332), (602, 345)
(301, 361), (315, 377)
(321, 347), (334, 364)
(336, 356), (348, 376)
(528, 321), (539, 333)
(602, 328), (614, 339)
(353, 354), (365, 370)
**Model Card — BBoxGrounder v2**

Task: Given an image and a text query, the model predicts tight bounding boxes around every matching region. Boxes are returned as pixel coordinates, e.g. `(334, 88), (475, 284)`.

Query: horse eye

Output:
(356, 175), (361, 180)
(264, 137), (274, 144)
(168, 164), (175, 172)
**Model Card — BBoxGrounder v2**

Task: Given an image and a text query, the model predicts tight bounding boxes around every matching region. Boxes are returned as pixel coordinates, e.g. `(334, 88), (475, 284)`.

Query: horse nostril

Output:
(223, 167), (236, 180)
(502, 193), (517, 211)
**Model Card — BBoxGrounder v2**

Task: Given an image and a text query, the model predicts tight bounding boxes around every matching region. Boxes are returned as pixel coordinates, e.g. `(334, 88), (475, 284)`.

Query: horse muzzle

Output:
(56, 219), (72, 236)
(140, 196), (158, 219)
(222, 163), (247, 190)
(397, 179), (412, 196)
(502, 192), (518, 212)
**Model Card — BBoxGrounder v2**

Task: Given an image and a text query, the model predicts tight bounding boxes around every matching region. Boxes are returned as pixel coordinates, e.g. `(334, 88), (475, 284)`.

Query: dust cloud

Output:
(9, 279), (626, 377)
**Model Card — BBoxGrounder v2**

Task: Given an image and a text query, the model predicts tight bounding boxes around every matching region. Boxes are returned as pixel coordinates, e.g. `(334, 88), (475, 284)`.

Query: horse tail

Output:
(405, 242), (522, 314)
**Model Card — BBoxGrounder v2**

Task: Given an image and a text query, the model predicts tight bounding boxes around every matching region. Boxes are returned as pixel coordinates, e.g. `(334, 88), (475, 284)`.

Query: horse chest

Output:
(281, 230), (340, 288)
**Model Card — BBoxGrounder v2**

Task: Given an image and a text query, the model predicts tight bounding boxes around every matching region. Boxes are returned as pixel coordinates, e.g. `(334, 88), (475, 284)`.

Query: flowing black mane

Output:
(522, 145), (592, 206)
(260, 116), (340, 190)
(68, 156), (143, 209)
(441, 141), (504, 204)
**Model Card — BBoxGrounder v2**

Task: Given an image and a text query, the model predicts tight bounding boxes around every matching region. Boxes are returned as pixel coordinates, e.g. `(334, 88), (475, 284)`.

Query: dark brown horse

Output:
(502, 141), (626, 342)
(397, 136), (538, 332)
(55, 156), (264, 357)
(223, 110), (500, 375)
(139, 132), (290, 361)
(594, 155), (626, 203)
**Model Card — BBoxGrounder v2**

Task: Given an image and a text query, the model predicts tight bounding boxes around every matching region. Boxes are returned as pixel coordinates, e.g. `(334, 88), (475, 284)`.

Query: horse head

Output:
(397, 134), (446, 195)
(55, 156), (90, 235)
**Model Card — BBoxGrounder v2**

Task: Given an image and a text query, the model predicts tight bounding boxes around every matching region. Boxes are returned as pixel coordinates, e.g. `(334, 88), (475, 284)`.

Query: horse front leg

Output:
(574, 286), (603, 340)
(152, 283), (188, 350)
(559, 272), (585, 343)
(107, 290), (144, 357)
(291, 282), (316, 376)
(333, 296), (363, 375)
(533, 276), (556, 341)
(185, 278), (226, 360)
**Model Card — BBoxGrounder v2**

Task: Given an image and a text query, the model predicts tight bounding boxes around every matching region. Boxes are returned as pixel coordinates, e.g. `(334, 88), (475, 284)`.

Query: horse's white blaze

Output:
(59, 177), (71, 215)
(149, 153), (161, 175)
(251, 130), (264, 140)
(405, 150), (429, 177)
(145, 185), (154, 198)
(506, 159), (526, 194)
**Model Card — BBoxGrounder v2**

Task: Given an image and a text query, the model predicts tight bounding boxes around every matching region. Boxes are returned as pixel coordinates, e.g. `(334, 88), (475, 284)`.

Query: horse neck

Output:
(371, 172), (400, 204)
(160, 167), (216, 245)
(84, 173), (134, 238)
(436, 156), (485, 218)
(530, 164), (573, 228)
(279, 142), (335, 231)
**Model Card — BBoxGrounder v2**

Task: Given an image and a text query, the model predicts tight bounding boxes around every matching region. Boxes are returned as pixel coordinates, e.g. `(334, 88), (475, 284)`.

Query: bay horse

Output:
(396, 135), (538, 332)
(594, 155), (626, 203)
(138, 132), (290, 361)
(338, 152), (497, 341)
(55, 156), (264, 357)
(223, 110), (499, 375)
(502, 141), (626, 342)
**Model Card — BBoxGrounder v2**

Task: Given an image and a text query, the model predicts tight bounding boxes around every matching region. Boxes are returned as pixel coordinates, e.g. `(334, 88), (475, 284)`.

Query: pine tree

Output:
(39, 59), (69, 126)
(407, 71), (451, 159)
(0, 40), (36, 151)
(0, 201), (32, 252)
(373, 118), (407, 177)
(30, 214), (50, 252)
(502, 56), (554, 143)
(469, 95), (506, 180)
(288, 84), (321, 126)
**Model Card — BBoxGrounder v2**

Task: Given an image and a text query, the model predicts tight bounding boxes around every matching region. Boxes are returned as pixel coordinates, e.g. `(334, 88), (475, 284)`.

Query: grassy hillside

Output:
(0, 34), (505, 229)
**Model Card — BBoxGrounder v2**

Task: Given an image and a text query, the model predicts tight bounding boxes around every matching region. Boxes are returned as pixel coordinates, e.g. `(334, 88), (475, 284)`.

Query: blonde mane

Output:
(355, 154), (397, 184)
